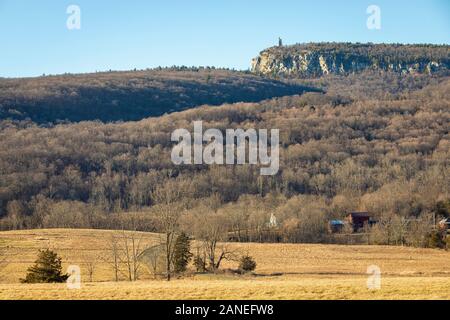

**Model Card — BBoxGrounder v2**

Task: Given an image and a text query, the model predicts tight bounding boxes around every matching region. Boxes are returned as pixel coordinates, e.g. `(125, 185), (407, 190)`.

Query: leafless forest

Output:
(0, 68), (312, 123)
(0, 68), (449, 247)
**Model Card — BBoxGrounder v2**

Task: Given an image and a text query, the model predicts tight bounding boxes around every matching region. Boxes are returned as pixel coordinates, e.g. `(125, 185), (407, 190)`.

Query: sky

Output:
(0, 0), (449, 78)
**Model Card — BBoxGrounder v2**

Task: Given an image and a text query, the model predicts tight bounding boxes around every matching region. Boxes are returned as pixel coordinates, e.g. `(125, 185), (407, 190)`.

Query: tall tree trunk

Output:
(166, 233), (171, 281)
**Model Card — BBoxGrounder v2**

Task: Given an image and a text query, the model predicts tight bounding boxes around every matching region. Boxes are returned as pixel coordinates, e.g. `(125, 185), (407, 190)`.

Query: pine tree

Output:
(173, 233), (192, 274)
(428, 231), (446, 249)
(21, 249), (69, 283)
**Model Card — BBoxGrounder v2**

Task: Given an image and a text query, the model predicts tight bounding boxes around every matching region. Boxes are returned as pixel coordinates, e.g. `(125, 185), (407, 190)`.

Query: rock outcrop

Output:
(251, 43), (450, 78)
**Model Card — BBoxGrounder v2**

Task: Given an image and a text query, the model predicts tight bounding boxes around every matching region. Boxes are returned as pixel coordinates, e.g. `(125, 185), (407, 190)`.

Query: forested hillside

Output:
(1, 71), (448, 244)
(0, 68), (313, 124)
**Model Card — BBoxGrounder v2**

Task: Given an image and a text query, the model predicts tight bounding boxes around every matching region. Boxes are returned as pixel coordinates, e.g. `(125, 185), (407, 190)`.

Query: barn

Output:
(345, 212), (376, 232)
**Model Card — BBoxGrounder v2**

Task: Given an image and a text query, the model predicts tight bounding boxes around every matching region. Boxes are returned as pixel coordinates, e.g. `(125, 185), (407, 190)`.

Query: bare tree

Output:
(105, 230), (148, 282)
(390, 215), (410, 246)
(119, 230), (145, 281)
(209, 244), (238, 271)
(154, 205), (182, 281)
(187, 203), (238, 272)
(106, 234), (121, 282)
(406, 213), (434, 247)
(81, 252), (98, 282)
(203, 217), (229, 272)
(152, 181), (184, 281)
(140, 244), (166, 279)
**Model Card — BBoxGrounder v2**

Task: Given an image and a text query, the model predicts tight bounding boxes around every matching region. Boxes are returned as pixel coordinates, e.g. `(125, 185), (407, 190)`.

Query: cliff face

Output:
(251, 43), (450, 78)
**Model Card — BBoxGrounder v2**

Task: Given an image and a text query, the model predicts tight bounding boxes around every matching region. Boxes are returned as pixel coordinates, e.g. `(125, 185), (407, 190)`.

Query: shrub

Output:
(21, 249), (69, 283)
(427, 230), (446, 249)
(239, 255), (257, 273)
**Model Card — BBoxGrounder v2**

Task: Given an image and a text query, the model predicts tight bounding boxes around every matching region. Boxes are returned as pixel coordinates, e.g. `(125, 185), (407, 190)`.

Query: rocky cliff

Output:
(251, 43), (450, 78)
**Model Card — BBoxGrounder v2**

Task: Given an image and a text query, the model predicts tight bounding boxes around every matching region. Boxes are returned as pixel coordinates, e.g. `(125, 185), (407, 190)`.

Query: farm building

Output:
(345, 212), (377, 232)
(439, 218), (450, 232)
(328, 220), (345, 233)
(268, 213), (278, 228)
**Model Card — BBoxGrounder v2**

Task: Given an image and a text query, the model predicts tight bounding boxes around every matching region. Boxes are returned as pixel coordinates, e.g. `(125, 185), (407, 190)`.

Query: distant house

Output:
(269, 213), (278, 228)
(328, 220), (345, 234)
(345, 212), (376, 232)
(439, 218), (450, 232)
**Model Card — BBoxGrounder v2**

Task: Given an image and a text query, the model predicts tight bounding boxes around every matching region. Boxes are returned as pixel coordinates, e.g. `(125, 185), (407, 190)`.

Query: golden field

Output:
(0, 229), (449, 300)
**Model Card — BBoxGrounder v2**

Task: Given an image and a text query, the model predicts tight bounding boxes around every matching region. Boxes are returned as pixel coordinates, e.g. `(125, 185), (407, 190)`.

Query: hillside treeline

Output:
(0, 71), (449, 245)
(0, 68), (312, 124)
(273, 43), (450, 64)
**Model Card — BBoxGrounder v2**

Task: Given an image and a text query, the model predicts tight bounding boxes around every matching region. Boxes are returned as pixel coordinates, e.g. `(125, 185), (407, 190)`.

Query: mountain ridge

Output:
(0, 68), (315, 124)
(251, 42), (450, 78)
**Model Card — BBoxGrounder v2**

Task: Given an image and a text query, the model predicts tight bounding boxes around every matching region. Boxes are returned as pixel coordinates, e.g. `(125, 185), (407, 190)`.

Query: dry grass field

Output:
(0, 229), (449, 300)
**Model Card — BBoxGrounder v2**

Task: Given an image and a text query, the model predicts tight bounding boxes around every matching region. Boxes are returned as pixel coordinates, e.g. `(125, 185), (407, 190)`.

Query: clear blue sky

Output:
(0, 0), (449, 78)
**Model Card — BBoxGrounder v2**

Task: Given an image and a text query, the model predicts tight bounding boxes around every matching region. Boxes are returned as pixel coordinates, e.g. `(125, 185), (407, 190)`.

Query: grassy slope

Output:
(0, 229), (449, 300)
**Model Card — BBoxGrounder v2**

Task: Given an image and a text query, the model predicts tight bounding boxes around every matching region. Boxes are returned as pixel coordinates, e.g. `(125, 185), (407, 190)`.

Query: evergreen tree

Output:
(21, 249), (69, 283)
(173, 233), (192, 274)
(428, 231), (446, 249)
